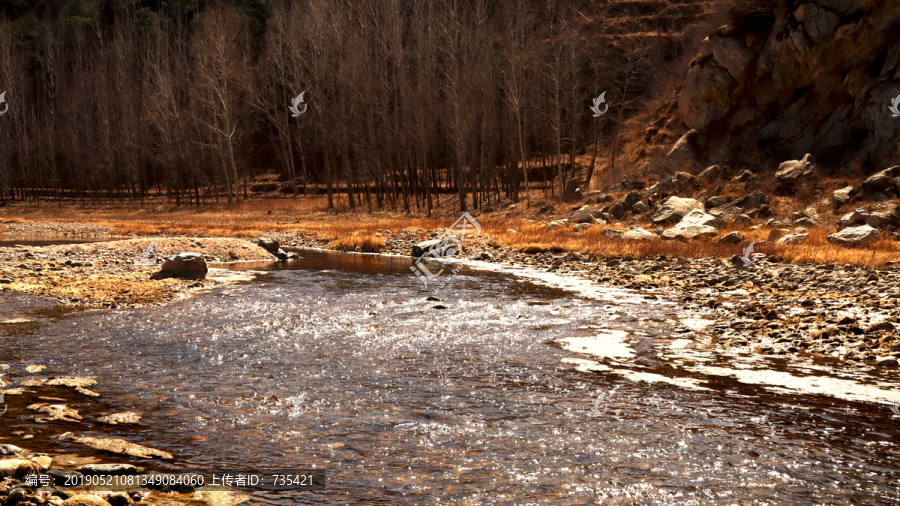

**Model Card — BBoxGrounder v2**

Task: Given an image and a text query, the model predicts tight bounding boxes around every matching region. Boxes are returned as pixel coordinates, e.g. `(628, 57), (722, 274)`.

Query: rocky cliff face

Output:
(677, 0), (900, 171)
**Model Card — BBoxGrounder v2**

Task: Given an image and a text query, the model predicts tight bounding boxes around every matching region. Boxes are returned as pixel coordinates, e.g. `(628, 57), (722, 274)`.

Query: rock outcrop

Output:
(676, 0), (900, 170)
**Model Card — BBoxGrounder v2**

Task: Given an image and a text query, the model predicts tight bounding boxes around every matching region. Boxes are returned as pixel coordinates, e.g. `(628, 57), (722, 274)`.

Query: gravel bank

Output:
(2, 221), (898, 365)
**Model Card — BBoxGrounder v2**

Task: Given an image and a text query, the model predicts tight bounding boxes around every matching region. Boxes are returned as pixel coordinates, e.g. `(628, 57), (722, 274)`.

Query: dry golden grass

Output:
(485, 221), (900, 268)
(2, 197), (898, 267)
(0, 197), (446, 243)
(329, 231), (387, 253)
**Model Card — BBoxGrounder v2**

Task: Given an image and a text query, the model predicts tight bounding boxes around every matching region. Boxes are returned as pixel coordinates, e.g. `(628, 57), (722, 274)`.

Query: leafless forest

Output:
(0, 0), (707, 212)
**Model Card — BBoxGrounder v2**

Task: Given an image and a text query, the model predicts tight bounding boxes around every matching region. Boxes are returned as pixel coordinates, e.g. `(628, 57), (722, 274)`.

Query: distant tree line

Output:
(0, 0), (686, 212)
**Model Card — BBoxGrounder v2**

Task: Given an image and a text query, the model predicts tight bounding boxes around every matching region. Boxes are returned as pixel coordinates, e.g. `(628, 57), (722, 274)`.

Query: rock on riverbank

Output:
(0, 236), (275, 307)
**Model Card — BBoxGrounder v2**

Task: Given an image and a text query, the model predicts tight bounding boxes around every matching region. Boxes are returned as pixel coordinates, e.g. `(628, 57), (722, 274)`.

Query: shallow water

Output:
(2, 250), (899, 504)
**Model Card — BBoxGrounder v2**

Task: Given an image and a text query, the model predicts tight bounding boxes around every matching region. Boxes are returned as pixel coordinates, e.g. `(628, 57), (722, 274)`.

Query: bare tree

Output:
(191, 3), (247, 204)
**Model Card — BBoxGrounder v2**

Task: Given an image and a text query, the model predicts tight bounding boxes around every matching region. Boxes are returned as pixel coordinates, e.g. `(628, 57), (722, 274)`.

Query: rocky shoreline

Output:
(1, 219), (899, 505)
(261, 227), (900, 368)
(0, 368), (249, 506)
(2, 220), (899, 366)
(0, 234), (278, 308)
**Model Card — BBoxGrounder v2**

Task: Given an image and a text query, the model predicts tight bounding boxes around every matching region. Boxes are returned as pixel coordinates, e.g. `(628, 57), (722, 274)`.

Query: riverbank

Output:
(0, 367), (250, 506)
(1, 217), (898, 367)
(0, 235), (276, 308)
(1, 218), (899, 505)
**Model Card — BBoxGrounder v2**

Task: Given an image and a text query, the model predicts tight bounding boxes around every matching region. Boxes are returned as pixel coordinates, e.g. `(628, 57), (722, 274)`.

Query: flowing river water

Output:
(2, 250), (900, 504)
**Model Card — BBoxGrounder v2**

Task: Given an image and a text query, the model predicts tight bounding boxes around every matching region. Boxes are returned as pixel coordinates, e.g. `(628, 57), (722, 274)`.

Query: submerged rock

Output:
(28, 403), (83, 422)
(97, 412), (142, 425)
(60, 433), (173, 459)
(77, 464), (139, 476)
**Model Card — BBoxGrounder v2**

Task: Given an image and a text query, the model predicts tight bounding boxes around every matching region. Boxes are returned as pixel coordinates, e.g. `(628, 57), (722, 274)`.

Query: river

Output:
(1, 250), (899, 504)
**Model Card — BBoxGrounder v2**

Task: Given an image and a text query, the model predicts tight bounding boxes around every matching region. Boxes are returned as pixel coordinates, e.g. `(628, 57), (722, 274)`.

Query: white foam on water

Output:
(561, 357), (711, 392)
(464, 260), (672, 306)
(680, 364), (900, 406)
(556, 330), (634, 360)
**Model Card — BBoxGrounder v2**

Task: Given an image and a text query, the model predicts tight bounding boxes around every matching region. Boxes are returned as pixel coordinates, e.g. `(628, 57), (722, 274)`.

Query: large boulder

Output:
(768, 229), (789, 242)
(718, 231), (743, 244)
(832, 185), (855, 208)
(861, 166), (900, 194)
(708, 190), (768, 219)
(622, 227), (659, 241)
(151, 252), (207, 280)
(679, 209), (726, 228)
(777, 233), (809, 246)
(621, 192), (642, 211)
(661, 210), (722, 240)
(256, 236), (280, 251)
(827, 225), (881, 247)
(650, 197), (704, 224)
(697, 165), (722, 183)
(257, 236), (288, 260)
(644, 172), (698, 197)
(546, 220), (568, 231)
(412, 239), (456, 258)
(568, 206), (602, 224)
(794, 2), (840, 43)
(662, 224), (719, 241)
(572, 223), (593, 233)
(775, 154), (818, 187)
(606, 180), (644, 193)
(835, 209), (867, 229)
